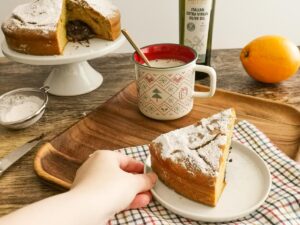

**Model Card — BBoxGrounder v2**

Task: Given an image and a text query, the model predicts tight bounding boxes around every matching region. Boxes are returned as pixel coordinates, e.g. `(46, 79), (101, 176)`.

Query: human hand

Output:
(70, 150), (157, 220)
(0, 150), (156, 225)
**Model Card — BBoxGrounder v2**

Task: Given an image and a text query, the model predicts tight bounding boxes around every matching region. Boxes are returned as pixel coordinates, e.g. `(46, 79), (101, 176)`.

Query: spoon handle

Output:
(121, 29), (152, 67)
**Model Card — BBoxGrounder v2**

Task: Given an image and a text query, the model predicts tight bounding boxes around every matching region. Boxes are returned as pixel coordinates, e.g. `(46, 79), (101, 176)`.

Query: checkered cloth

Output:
(109, 120), (300, 225)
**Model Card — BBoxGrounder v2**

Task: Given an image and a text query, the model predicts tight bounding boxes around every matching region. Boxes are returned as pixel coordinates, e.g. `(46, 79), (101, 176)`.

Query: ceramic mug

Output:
(133, 43), (217, 120)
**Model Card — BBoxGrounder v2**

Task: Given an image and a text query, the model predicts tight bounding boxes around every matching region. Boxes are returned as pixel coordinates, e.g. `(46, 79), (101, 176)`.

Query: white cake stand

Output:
(1, 35), (125, 96)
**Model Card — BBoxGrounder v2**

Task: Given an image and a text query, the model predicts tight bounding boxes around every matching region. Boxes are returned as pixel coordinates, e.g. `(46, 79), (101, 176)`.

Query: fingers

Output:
(86, 150), (158, 193)
(133, 172), (157, 193)
(128, 191), (152, 209)
(119, 150), (157, 192)
(90, 151), (146, 174)
(118, 153), (145, 173)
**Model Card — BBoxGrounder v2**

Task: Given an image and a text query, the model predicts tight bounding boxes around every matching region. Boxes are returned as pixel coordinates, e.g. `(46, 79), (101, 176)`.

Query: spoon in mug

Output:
(121, 29), (152, 67)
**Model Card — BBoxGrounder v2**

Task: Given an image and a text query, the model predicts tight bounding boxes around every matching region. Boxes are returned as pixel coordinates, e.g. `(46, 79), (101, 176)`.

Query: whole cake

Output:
(149, 108), (236, 207)
(1, 0), (121, 55)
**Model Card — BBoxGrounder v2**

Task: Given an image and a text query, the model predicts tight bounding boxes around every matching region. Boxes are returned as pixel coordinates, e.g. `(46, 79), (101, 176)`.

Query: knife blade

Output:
(0, 134), (44, 176)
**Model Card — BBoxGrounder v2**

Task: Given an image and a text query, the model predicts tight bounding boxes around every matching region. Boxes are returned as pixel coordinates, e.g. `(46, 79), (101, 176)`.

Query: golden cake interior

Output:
(57, 0), (68, 54)
(149, 108), (236, 207)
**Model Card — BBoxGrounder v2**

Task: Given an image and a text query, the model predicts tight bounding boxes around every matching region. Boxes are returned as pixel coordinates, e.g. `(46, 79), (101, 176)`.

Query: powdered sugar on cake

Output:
(3, 0), (63, 35)
(153, 109), (233, 177)
(79, 0), (119, 18)
(87, 0), (119, 17)
(3, 0), (118, 35)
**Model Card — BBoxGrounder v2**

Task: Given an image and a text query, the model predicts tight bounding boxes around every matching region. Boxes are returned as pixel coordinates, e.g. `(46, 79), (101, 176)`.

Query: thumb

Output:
(133, 172), (157, 193)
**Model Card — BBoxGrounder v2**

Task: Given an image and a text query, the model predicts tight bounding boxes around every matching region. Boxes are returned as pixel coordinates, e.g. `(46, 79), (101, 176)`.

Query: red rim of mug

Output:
(132, 43), (198, 69)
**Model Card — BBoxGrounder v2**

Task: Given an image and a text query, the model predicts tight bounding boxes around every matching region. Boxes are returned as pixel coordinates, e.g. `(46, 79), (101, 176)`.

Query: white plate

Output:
(144, 141), (272, 222)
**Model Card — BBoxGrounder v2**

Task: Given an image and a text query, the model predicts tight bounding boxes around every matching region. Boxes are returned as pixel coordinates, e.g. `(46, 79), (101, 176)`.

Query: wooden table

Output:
(0, 49), (299, 216)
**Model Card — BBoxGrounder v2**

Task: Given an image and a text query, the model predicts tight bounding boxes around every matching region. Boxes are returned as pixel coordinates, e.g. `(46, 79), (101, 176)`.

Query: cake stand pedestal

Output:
(1, 35), (125, 96)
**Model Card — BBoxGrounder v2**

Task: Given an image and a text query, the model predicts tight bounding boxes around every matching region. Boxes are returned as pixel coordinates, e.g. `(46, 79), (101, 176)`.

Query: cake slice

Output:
(149, 108), (236, 207)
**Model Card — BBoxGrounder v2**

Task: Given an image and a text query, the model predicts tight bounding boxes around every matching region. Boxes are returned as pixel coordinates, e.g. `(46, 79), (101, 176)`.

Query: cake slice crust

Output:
(149, 108), (236, 207)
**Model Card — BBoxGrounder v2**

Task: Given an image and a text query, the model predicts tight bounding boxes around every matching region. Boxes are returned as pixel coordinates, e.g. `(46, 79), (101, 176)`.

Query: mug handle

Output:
(193, 65), (217, 98)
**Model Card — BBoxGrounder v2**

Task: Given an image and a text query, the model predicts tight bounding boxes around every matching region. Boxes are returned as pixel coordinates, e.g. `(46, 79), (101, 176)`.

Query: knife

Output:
(0, 134), (44, 176)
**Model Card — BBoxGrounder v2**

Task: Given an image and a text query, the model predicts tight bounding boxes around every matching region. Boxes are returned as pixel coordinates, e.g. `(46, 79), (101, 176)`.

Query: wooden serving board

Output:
(34, 82), (300, 189)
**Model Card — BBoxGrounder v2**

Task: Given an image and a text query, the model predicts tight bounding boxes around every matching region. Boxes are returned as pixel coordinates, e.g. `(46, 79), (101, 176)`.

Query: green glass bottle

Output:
(179, 0), (216, 80)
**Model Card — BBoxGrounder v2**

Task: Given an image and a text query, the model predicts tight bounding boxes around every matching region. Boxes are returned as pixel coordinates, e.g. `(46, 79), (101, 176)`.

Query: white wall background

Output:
(1, 0), (300, 56)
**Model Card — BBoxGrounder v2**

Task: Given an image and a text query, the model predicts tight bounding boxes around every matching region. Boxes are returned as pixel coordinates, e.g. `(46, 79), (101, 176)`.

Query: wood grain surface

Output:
(0, 48), (300, 216)
(34, 82), (300, 189)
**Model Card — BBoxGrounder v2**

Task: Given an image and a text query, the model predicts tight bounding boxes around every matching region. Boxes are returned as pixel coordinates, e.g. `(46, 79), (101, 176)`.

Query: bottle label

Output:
(184, 0), (212, 63)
